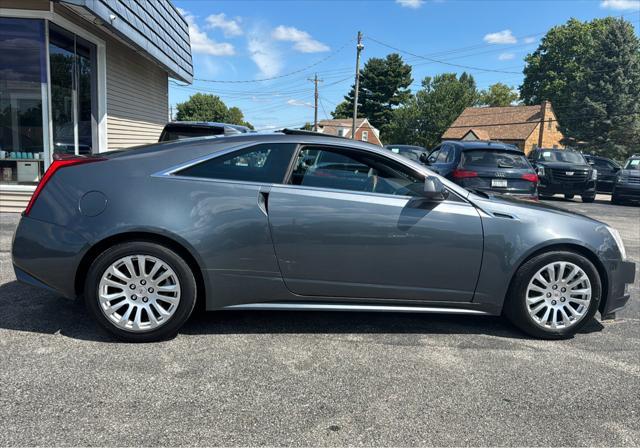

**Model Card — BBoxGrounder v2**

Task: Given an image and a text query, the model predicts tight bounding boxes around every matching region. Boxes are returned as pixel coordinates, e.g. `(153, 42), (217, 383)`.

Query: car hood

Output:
(469, 191), (602, 224)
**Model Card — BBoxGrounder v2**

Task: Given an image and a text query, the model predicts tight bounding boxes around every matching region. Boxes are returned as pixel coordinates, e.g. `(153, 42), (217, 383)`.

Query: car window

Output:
(537, 150), (586, 164)
(460, 150), (530, 169)
(176, 143), (297, 183)
(436, 147), (451, 163)
(159, 127), (225, 142)
(624, 159), (640, 170)
(427, 147), (440, 163)
(290, 146), (426, 197)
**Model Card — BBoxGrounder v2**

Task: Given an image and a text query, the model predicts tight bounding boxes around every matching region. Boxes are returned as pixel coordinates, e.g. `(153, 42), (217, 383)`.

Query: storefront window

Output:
(0, 18), (46, 185)
(50, 23), (97, 156)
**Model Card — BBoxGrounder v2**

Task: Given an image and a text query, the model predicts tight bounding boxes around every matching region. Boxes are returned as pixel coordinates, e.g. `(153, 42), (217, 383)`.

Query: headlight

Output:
(606, 226), (627, 260)
(591, 169), (598, 180)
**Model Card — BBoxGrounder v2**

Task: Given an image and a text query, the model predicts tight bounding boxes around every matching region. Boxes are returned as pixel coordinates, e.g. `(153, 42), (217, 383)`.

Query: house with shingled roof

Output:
(441, 101), (565, 154)
(317, 118), (383, 146)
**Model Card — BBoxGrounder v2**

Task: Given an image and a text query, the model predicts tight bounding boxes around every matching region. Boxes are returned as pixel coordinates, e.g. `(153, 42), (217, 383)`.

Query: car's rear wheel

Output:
(582, 194), (595, 203)
(564, 194), (574, 199)
(85, 242), (197, 342)
(504, 251), (601, 339)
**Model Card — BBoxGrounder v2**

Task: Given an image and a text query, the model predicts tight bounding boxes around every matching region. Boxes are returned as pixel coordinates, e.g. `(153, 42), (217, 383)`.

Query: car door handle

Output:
(258, 191), (269, 216)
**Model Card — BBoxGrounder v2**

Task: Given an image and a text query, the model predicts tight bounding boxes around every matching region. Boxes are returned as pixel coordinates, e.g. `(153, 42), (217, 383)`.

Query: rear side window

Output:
(176, 143), (297, 183)
(461, 150), (530, 169)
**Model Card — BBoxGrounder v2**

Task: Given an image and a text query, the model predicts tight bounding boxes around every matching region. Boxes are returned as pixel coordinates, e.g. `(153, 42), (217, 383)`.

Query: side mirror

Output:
(423, 176), (449, 201)
(419, 153), (428, 164)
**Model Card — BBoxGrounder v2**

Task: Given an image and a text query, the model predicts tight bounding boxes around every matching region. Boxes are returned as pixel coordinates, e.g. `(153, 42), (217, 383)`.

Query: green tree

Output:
(520, 17), (640, 159)
(175, 93), (253, 128)
(385, 72), (478, 148)
(479, 83), (519, 107)
(332, 53), (412, 133)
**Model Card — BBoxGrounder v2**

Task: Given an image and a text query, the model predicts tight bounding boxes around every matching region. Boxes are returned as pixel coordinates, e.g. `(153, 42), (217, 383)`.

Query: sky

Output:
(170, 0), (640, 130)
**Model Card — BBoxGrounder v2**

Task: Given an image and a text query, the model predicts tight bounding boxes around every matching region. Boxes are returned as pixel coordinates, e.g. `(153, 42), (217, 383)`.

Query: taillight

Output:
(521, 173), (539, 182)
(452, 169), (478, 179)
(24, 156), (106, 216)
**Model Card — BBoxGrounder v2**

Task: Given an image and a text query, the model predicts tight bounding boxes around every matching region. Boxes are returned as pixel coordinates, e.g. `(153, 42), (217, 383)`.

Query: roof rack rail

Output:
(280, 128), (347, 139)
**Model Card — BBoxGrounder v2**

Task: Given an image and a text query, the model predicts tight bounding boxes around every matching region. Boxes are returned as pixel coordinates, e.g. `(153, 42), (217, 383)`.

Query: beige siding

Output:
(0, 191), (32, 213)
(106, 40), (168, 149)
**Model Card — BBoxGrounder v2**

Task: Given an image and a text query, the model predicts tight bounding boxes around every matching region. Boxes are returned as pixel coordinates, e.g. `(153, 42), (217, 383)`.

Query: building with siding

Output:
(316, 118), (383, 146)
(0, 0), (193, 211)
(441, 101), (565, 155)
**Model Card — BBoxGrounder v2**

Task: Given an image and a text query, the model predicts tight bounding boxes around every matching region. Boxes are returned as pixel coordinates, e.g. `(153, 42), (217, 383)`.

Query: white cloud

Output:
(483, 29), (517, 44)
(523, 36), (537, 44)
(600, 0), (640, 10)
(498, 52), (515, 61)
(178, 9), (234, 56)
(287, 99), (313, 107)
(206, 13), (243, 37)
(272, 26), (330, 53)
(395, 0), (425, 8)
(248, 36), (282, 77)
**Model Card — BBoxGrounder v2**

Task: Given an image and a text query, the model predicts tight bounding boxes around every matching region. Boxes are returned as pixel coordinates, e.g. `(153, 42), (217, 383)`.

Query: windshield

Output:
(536, 150), (586, 164)
(624, 159), (640, 170)
(461, 150), (530, 169)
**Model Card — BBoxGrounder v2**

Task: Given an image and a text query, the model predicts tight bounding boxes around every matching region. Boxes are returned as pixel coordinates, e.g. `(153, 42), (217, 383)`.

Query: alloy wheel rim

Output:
(525, 261), (591, 330)
(98, 255), (181, 332)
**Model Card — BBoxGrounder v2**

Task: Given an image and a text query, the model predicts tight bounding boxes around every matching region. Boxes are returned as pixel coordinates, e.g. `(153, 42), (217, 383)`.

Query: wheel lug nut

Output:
(560, 297), (566, 302)
(552, 285), (558, 290)
(148, 287), (154, 293)
(561, 287), (566, 292)
(551, 300), (557, 305)
(129, 284), (136, 290)
(140, 280), (147, 285)
(546, 293), (552, 298)
(142, 297), (148, 303)
(131, 295), (137, 300)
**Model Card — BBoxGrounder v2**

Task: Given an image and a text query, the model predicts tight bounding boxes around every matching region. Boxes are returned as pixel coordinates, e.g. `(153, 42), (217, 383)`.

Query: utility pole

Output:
(308, 73), (322, 131)
(352, 31), (364, 140)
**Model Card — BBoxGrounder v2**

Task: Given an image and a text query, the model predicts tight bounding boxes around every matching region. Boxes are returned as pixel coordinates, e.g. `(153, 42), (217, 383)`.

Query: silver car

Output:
(12, 130), (635, 342)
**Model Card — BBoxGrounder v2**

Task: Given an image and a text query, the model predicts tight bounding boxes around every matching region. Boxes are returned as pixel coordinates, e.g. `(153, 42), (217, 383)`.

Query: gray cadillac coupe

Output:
(12, 130), (635, 342)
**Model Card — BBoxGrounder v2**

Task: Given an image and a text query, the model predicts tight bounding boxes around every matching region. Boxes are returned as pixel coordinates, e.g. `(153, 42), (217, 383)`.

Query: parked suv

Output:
(158, 121), (250, 142)
(425, 141), (538, 198)
(612, 155), (640, 205)
(583, 154), (621, 193)
(528, 148), (596, 202)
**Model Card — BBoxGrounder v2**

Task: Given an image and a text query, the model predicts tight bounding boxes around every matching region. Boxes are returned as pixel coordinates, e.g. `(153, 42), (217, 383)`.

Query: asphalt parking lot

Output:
(1, 196), (638, 446)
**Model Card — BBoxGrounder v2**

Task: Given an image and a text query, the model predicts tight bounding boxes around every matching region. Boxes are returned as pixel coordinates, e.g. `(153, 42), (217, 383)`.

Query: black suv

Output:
(528, 148), (596, 202)
(583, 154), (621, 193)
(425, 140), (538, 198)
(612, 155), (640, 205)
(159, 121), (251, 142)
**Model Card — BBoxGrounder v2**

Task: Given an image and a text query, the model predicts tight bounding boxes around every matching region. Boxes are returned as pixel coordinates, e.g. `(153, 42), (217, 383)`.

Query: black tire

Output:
(611, 195), (623, 205)
(564, 194), (574, 200)
(84, 241), (197, 342)
(504, 251), (601, 339)
(581, 194), (595, 203)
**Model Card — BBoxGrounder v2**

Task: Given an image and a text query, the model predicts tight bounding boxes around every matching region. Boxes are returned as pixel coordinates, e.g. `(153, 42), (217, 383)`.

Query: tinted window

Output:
(536, 150), (586, 164)
(461, 150), (530, 169)
(624, 159), (640, 170)
(177, 143), (296, 183)
(427, 147), (441, 163)
(436, 147), (451, 163)
(290, 146), (425, 197)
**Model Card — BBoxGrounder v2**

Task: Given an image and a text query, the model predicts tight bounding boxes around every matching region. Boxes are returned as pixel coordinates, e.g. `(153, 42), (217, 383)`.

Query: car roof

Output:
(442, 140), (523, 153)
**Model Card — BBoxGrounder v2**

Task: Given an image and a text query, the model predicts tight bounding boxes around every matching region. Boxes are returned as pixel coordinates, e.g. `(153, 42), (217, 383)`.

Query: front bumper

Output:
(612, 183), (640, 200)
(602, 259), (636, 315)
(538, 179), (596, 196)
(12, 216), (88, 299)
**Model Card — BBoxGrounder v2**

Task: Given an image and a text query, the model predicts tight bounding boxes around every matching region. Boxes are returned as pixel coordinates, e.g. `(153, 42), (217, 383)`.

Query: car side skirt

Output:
(222, 302), (494, 315)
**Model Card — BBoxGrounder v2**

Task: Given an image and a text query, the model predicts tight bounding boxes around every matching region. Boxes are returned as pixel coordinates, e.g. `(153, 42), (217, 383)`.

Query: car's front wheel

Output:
(582, 194), (595, 203)
(504, 251), (601, 339)
(84, 241), (197, 342)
